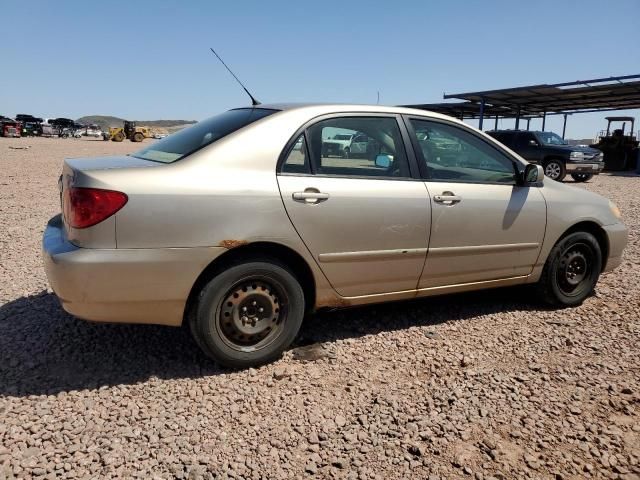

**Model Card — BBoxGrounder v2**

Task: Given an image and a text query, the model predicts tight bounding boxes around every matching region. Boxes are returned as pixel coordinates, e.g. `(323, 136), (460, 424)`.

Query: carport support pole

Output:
(494, 115), (499, 130)
(562, 114), (568, 139)
(541, 111), (546, 131)
(526, 119), (531, 131)
(478, 97), (486, 130)
(515, 106), (521, 130)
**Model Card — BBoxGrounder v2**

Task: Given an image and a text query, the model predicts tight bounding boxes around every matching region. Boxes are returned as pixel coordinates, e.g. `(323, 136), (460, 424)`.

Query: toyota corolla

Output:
(42, 104), (628, 367)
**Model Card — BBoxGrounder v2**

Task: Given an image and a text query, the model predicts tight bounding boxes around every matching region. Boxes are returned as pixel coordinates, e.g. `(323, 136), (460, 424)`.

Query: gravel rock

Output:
(0, 138), (639, 478)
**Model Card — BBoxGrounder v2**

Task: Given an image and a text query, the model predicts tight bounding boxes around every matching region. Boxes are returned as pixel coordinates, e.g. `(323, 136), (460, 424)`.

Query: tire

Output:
(543, 159), (566, 181)
(190, 258), (305, 368)
(535, 231), (602, 307)
(132, 132), (144, 142)
(571, 173), (594, 183)
(113, 132), (125, 142)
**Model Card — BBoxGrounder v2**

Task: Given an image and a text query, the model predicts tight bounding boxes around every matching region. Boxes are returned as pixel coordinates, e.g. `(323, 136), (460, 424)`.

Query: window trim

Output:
(402, 115), (524, 185)
(277, 112), (421, 181)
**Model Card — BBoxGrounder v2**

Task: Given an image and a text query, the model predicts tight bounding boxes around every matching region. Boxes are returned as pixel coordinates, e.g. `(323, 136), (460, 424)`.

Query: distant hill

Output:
(76, 115), (197, 132)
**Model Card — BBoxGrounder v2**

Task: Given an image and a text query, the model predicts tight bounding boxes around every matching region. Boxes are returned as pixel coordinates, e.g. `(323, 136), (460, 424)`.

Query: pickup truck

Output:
(487, 130), (604, 182)
(322, 133), (354, 158)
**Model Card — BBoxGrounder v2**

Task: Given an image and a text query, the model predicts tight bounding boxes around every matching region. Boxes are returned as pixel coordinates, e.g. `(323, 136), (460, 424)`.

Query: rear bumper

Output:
(42, 215), (225, 326)
(602, 221), (628, 272)
(565, 161), (605, 174)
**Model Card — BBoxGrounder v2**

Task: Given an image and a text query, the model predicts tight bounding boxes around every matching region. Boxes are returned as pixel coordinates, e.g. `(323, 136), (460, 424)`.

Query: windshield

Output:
(536, 131), (567, 145)
(131, 108), (276, 163)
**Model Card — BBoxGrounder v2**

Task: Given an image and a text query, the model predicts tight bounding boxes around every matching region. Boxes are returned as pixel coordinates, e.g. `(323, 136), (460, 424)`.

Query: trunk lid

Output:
(60, 155), (164, 248)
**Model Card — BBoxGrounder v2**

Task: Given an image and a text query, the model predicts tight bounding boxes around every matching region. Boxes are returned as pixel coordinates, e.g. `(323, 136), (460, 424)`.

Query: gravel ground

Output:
(1, 137), (639, 480)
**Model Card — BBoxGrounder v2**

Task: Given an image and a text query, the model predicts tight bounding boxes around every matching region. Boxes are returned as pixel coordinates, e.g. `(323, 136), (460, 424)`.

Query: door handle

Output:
(433, 192), (461, 205)
(292, 189), (330, 204)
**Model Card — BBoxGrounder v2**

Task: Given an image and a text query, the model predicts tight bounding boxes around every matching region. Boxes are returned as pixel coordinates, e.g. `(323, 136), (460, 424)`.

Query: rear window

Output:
(131, 108), (276, 163)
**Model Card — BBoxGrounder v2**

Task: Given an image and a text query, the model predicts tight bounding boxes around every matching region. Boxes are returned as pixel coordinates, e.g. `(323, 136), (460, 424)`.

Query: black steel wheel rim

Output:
(215, 275), (288, 352)
(556, 242), (594, 297)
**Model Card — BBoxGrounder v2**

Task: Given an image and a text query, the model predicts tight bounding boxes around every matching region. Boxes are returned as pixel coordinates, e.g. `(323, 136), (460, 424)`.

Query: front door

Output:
(277, 115), (431, 297)
(406, 117), (546, 288)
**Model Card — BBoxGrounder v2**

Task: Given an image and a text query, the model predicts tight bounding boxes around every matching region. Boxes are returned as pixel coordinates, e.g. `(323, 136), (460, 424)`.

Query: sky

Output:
(1, 0), (639, 139)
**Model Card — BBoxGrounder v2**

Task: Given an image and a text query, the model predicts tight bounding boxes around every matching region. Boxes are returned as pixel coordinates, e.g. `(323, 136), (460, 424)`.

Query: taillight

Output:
(63, 187), (128, 229)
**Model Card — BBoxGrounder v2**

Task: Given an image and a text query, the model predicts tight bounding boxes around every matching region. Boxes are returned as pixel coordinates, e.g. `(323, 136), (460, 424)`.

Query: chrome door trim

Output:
(318, 247), (429, 263)
(427, 243), (540, 257)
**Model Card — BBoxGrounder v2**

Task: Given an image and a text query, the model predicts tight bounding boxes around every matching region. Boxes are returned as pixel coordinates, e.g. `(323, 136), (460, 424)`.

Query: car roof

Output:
(490, 130), (545, 135)
(250, 103), (463, 123)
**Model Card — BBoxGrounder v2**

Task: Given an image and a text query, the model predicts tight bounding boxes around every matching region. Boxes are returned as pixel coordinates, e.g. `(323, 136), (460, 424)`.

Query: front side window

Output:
(410, 119), (516, 184)
(516, 132), (538, 148)
(306, 116), (410, 178)
(131, 108), (276, 163)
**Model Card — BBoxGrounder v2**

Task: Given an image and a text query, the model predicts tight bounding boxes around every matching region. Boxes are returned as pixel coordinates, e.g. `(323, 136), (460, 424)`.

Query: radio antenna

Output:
(376, 91), (380, 105)
(209, 47), (261, 106)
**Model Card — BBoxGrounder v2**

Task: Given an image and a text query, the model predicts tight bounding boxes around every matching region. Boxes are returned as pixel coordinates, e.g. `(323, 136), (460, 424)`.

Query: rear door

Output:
(277, 114), (431, 297)
(406, 117), (546, 288)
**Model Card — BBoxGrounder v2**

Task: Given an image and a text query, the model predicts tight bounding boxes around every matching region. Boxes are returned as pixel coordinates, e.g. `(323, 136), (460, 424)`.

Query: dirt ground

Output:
(0, 137), (639, 480)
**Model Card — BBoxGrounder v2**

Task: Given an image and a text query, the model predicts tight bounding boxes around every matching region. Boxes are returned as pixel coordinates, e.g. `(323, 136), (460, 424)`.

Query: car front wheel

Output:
(535, 231), (602, 307)
(191, 258), (305, 368)
(544, 160), (566, 181)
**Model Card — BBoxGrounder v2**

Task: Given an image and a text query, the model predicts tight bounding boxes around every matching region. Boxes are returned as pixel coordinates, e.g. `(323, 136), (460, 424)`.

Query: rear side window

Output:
(131, 108), (276, 163)
(489, 131), (512, 146)
(305, 116), (411, 178)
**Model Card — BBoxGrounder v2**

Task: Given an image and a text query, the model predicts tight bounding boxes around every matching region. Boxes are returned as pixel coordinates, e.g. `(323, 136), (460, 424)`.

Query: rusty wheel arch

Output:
(183, 241), (317, 326)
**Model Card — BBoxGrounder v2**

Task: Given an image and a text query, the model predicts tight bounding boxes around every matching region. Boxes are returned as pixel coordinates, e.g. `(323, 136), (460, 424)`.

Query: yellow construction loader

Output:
(103, 121), (152, 142)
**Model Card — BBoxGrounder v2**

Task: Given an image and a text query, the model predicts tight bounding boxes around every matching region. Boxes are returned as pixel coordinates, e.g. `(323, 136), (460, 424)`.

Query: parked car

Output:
(43, 104), (628, 368)
(83, 125), (104, 138)
(487, 130), (604, 182)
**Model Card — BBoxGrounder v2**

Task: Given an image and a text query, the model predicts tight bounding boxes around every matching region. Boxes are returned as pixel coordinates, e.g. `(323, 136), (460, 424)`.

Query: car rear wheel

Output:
(535, 231), (602, 307)
(571, 173), (594, 182)
(544, 160), (566, 181)
(191, 258), (305, 368)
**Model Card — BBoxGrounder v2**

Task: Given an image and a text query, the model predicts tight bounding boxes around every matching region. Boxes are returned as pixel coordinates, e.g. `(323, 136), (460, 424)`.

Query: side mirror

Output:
(375, 154), (393, 168)
(523, 163), (544, 184)
(528, 139), (539, 146)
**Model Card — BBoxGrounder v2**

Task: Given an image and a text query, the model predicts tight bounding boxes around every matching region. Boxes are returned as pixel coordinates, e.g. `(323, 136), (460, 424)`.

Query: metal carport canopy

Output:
(401, 74), (640, 134)
(441, 74), (640, 116)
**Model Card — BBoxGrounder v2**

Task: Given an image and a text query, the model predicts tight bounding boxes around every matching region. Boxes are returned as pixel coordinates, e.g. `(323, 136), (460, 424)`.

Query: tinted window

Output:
(306, 117), (410, 178)
(489, 131), (513, 147)
(281, 134), (310, 174)
(515, 132), (537, 148)
(131, 108), (276, 163)
(410, 120), (516, 184)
